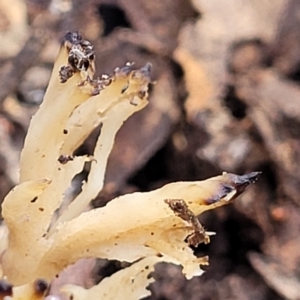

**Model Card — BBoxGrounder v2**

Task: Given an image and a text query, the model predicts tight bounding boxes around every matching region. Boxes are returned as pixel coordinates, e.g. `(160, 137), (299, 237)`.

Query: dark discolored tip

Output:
(131, 63), (152, 82)
(34, 279), (48, 296)
(141, 62), (152, 76)
(227, 171), (261, 195)
(241, 171), (261, 183)
(232, 171), (261, 185)
(64, 31), (82, 46)
(205, 183), (235, 205)
(117, 62), (135, 76)
(0, 280), (13, 297)
(205, 172), (261, 205)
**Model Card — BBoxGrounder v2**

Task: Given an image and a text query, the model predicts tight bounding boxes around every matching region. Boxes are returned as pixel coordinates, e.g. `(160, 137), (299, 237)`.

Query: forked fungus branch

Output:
(0, 32), (260, 299)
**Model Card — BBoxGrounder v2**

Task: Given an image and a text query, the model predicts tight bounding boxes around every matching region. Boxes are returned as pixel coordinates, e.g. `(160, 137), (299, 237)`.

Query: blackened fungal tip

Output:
(222, 183), (235, 194)
(234, 171), (261, 186)
(119, 63), (134, 76)
(64, 31), (82, 45)
(142, 62), (152, 74)
(34, 279), (48, 295)
(0, 280), (12, 296)
(205, 183), (235, 205)
(224, 171), (261, 186)
(246, 171), (262, 183)
(227, 171), (261, 195)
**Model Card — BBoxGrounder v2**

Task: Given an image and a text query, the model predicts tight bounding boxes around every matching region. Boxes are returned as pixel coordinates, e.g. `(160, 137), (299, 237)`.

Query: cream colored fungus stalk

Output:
(0, 32), (260, 299)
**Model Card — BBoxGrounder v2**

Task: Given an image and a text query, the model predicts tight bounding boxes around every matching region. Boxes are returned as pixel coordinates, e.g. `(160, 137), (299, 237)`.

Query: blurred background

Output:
(1, 0), (300, 299)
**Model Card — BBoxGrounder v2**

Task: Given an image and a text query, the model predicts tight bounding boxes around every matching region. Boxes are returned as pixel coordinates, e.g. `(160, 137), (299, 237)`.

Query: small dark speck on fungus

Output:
(31, 196), (38, 203)
(58, 154), (74, 164)
(147, 272), (153, 279)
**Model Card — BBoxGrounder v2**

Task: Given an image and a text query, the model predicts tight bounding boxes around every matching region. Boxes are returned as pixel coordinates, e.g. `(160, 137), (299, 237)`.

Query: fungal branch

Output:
(0, 32), (260, 300)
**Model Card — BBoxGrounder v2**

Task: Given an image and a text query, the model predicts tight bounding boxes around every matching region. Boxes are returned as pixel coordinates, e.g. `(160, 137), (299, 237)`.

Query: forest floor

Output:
(1, 1), (300, 299)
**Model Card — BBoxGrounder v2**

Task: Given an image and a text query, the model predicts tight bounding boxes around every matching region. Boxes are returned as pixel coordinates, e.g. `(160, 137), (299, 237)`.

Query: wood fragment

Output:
(164, 199), (210, 247)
